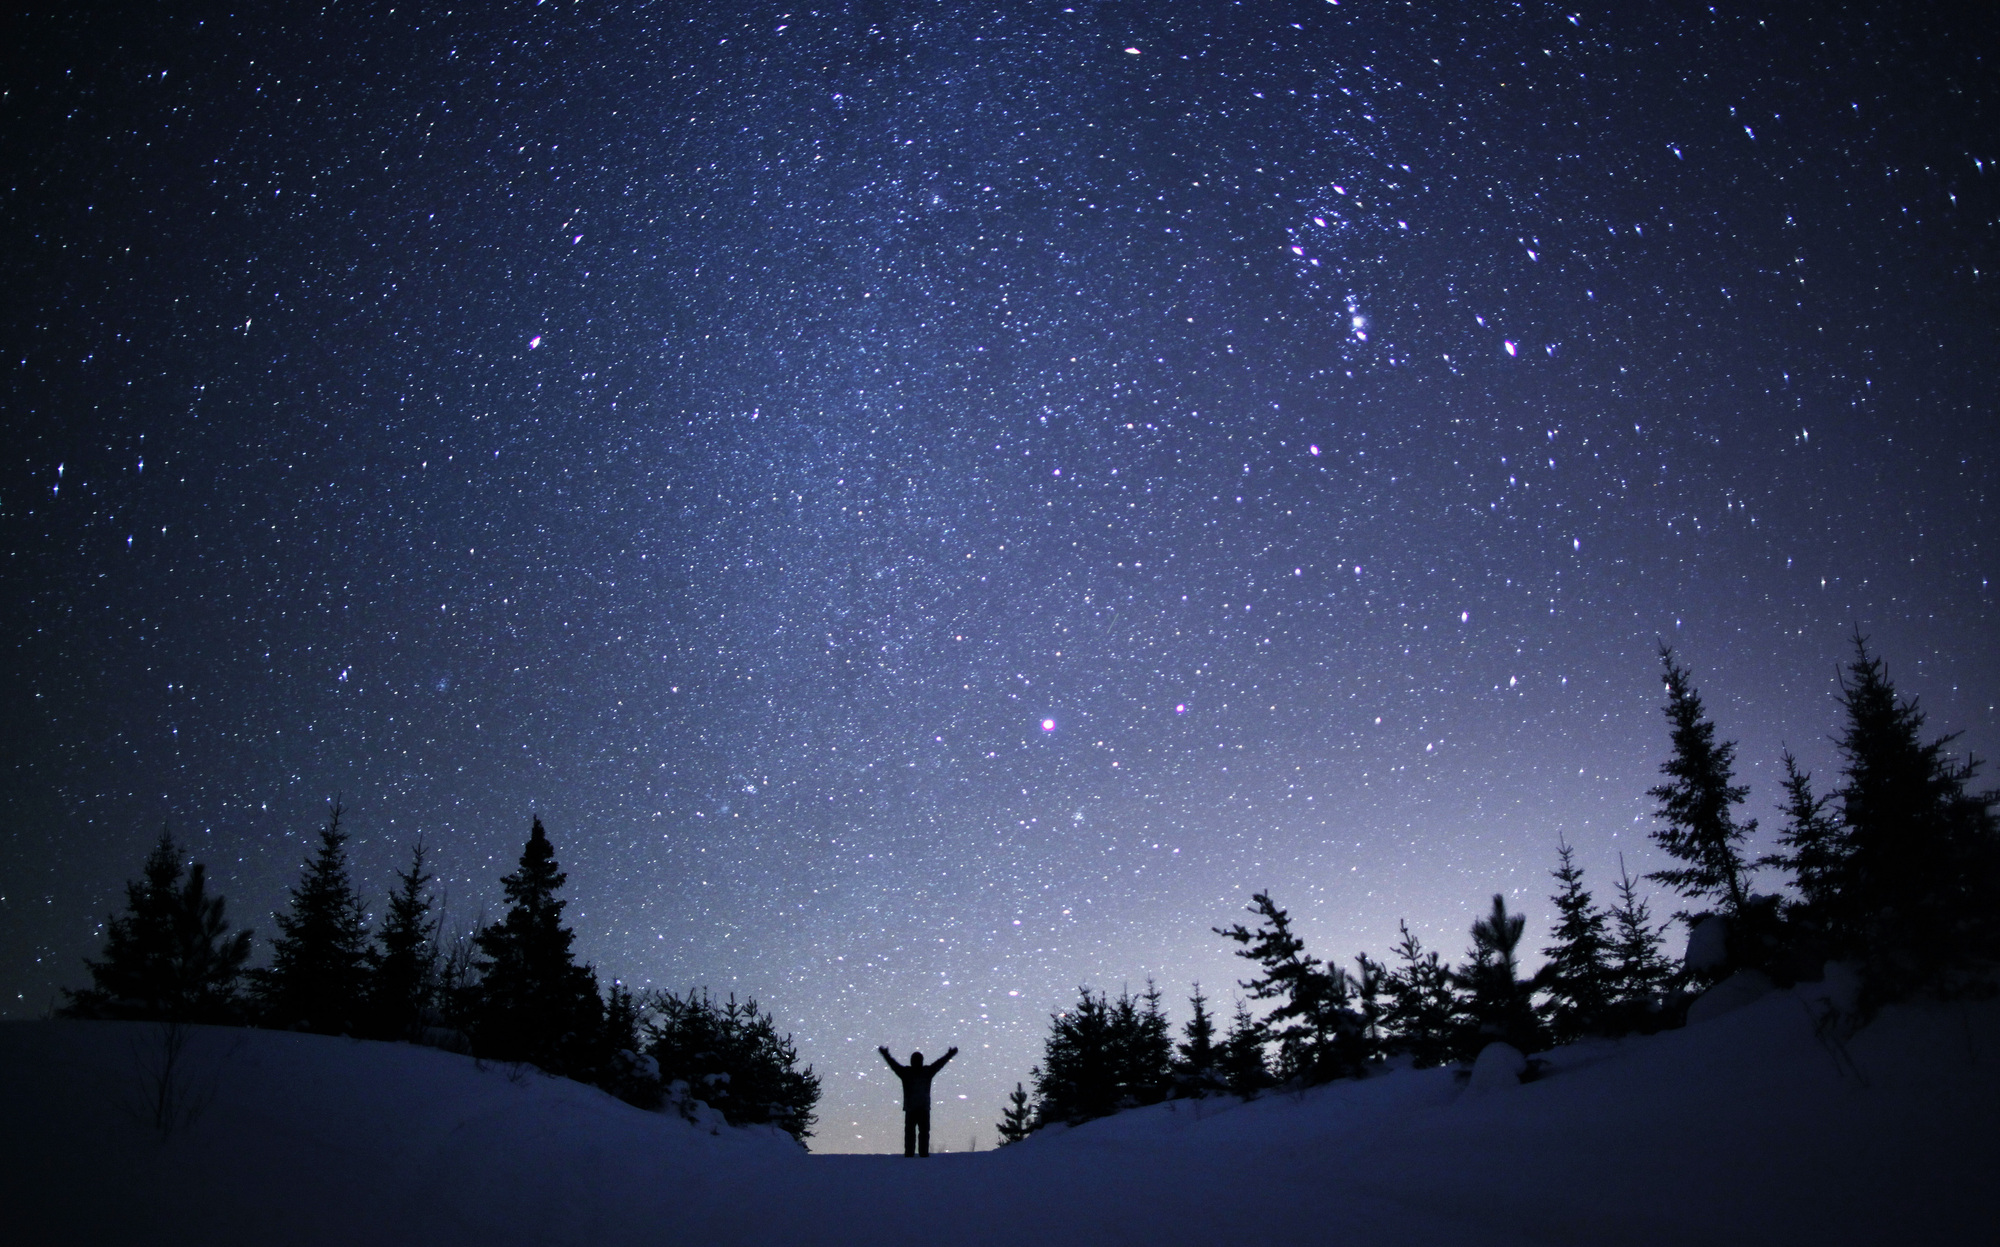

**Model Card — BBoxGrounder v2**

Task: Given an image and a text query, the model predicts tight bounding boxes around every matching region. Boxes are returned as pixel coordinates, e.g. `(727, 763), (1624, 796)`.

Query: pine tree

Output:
(62, 833), (182, 1020)
(255, 803), (370, 1034)
(1457, 894), (1539, 1055)
(1172, 983), (1224, 1095)
(1031, 987), (1119, 1125)
(729, 998), (821, 1141)
(598, 980), (664, 1109)
(462, 818), (603, 1077)
(1766, 752), (1845, 924)
(1352, 952), (1389, 1064)
(1751, 750), (1851, 974)
(1383, 920), (1459, 1066)
(363, 840), (439, 1041)
(643, 988), (820, 1140)
(996, 1082), (1034, 1144)
(1606, 857), (1674, 1029)
(1028, 981), (1174, 1120)
(1106, 987), (1144, 1109)
(1130, 980), (1174, 1106)
(1217, 998), (1270, 1098)
(62, 832), (253, 1023)
(604, 980), (643, 1054)
(1828, 638), (2000, 996)
(1538, 840), (1614, 1044)
(1647, 648), (1755, 919)
(1215, 892), (1360, 1083)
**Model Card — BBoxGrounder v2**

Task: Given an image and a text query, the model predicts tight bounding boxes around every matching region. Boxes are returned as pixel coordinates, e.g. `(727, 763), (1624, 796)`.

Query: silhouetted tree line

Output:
(1000, 636), (1998, 1141)
(60, 812), (820, 1142)
(1644, 637), (1999, 1005)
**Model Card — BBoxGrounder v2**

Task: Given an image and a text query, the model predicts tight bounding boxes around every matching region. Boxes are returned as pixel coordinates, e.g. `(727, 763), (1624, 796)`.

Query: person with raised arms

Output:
(877, 1044), (958, 1157)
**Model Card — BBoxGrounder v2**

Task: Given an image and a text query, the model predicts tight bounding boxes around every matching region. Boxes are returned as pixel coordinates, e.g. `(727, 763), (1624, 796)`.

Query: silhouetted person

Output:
(879, 1045), (957, 1157)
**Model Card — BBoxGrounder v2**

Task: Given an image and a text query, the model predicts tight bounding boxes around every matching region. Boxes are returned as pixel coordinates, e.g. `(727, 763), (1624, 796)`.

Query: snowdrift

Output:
(4, 981), (1994, 1246)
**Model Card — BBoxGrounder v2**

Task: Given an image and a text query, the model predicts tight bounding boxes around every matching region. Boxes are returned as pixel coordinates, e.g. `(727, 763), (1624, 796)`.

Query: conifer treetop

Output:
(1647, 647), (1755, 915)
(1539, 841), (1614, 1043)
(64, 831), (253, 1023)
(1215, 892), (1361, 1082)
(477, 817), (582, 971)
(1609, 856), (1673, 1005)
(1827, 634), (2000, 986)
(365, 839), (441, 1041)
(1469, 893), (1527, 972)
(1763, 751), (1847, 923)
(258, 801), (370, 1034)
(464, 817), (602, 1077)
(504, 818), (567, 915)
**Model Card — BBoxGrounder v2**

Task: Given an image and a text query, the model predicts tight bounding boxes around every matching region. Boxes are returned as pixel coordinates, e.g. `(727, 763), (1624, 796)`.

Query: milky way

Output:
(5, 1), (1996, 1151)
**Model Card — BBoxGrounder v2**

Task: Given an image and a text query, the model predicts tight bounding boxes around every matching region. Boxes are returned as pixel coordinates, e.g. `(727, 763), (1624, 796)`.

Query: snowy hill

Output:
(4, 980), (1994, 1246)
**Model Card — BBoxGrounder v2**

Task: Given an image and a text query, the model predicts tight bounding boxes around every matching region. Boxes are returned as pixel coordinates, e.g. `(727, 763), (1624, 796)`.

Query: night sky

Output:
(4, 1), (1996, 1152)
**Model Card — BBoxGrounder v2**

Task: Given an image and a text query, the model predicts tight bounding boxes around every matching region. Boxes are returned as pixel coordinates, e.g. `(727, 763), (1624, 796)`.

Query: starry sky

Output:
(4, 0), (1996, 1151)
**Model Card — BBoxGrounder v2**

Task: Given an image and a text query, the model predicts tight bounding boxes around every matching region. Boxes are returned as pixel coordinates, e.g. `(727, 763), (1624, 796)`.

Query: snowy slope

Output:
(4, 982), (1993, 1246)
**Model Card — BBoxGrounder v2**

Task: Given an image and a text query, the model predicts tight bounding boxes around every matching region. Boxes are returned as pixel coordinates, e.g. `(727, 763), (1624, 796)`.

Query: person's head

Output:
(910, 1051), (923, 1065)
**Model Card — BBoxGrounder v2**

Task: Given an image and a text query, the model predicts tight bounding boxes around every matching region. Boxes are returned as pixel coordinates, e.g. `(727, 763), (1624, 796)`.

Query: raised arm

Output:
(878, 1046), (905, 1073)
(931, 1046), (959, 1071)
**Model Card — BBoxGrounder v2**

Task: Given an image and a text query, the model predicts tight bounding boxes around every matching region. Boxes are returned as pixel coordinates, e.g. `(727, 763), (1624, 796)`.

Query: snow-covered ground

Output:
(4, 980), (1993, 1246)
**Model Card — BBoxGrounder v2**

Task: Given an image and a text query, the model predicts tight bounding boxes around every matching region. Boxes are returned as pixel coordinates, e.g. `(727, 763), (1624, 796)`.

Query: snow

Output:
(1683, 914), (1731, 972)
(4, 983), (1995, 1245)
(1466, 1040), (1528, 1091)
(1686, 968), (1775, 1026)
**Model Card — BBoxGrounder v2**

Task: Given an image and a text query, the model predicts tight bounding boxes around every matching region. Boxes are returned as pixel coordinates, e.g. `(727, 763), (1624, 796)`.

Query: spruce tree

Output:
(598, 981), (664, 1109)
(725, 998), (820, 1140)
(1128, 980), (1174, 1106)
(604, 980), (643, 1054)
(1758, 752), (1848, 947)
(63, 833), (182, 1020)
(1352, 952), (1389, 1063)
(255, 803), (370, 1034)
(1646, 648), (1755, 918)
(1092, 982), (1172, 1109)
(1031, 986), (1118, 1125)
(463, 818), (603, 1078)
(1215, 892), (1359, 1083)
(643, 988), (820, 1139)
(1106, 987), (1144, 1109)
(363, 840), (440, 1040)
(1606, 857), (1674, 1028)
(1383, 920), (1459, 1067)
(1217, 998), (1270, 1098)
(62, 832), (253, 1023)
(1034, 981), (1175, 1118)
(1828, 638), (2000, 995)
(1456, 894), (1539, 1055)
(1538, 840), (1614, 1044)
(996, 1082), (1034, 1144)
(1172, 983), (1223, 1095)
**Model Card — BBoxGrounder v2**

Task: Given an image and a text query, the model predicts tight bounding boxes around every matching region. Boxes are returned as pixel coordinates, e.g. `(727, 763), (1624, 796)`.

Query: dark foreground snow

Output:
(4, 981), (1994, 1246)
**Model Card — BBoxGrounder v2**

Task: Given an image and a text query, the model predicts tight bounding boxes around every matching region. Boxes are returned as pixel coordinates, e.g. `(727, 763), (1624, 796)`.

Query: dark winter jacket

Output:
(879, 1046), (956, 1115)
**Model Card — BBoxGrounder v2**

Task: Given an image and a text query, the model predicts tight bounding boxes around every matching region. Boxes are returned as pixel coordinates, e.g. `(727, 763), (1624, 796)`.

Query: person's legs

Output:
(916, 1113), (930, 1157)
(903, 1113), (917, 1157)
